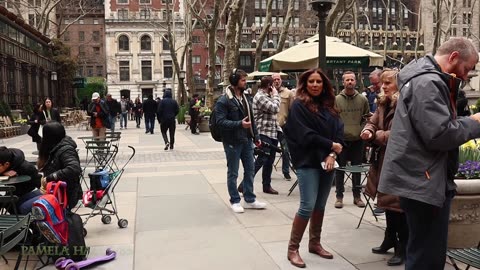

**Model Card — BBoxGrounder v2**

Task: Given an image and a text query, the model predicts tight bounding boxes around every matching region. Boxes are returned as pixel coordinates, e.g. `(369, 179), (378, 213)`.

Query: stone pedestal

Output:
(448, 179), (480, 248)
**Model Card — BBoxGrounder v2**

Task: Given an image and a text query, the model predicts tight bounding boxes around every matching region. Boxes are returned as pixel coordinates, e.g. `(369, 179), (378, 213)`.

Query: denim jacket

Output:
(215, 86), (259, 145)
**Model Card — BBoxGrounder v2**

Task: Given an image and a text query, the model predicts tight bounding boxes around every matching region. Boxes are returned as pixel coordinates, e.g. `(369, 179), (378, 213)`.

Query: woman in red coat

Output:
(361, 69), (407, 266)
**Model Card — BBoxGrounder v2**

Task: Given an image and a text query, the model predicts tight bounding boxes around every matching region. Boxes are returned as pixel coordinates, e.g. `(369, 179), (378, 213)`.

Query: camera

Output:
(254, 141), (282, 157)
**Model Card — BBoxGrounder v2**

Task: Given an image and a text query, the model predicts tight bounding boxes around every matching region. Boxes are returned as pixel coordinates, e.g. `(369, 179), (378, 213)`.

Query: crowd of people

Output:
(215, 37), (480, 270)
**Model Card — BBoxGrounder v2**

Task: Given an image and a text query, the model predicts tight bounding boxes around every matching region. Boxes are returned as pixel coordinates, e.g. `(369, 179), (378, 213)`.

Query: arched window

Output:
(141, 35), (151, 51)
(118, 35), (129, 51)
(162, 35), (170, 50)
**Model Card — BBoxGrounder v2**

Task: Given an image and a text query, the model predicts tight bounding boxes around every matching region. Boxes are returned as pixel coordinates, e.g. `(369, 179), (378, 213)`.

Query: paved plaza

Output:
(1, 123), (458, 270)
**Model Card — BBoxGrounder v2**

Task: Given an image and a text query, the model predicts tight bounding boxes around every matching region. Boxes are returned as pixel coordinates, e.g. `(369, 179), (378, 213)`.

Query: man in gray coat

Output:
(378, 37), (480, 270)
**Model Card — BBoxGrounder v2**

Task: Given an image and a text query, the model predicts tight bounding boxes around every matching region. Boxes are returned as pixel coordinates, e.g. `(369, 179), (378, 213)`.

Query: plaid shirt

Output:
(253, 88), (280, 139)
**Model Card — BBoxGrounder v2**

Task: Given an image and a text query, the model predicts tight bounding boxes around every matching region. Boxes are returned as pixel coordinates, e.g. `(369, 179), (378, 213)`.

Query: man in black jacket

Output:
(157, 90), (179, 150)
(0, 146), (41, 214)
(105, 94), (120, 132)
(215, 68), (266, 214)
(143, 95), (157, 134)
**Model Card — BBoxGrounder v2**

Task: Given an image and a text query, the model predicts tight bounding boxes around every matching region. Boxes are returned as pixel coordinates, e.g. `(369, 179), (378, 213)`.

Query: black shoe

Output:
(145, 131), (149, 134)
(387, 254), (404, 266)
(372, 235), (395, 254)
(284, 173), (292, 180)
(170, 145), (174, 150)
(164, 143), (170, 151)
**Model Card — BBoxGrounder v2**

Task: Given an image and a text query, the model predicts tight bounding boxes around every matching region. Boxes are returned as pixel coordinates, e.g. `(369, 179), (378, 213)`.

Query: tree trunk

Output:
(223, 0), (244, 88)
(254, 0), (273, 71)
(276, 0), (294, 53)
(432, 0), (442, 55)
(326, 0), (345, 36)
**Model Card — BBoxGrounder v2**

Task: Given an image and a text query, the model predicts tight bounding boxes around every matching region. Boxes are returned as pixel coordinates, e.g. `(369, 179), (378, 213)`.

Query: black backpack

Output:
(209, 108), (222, 142)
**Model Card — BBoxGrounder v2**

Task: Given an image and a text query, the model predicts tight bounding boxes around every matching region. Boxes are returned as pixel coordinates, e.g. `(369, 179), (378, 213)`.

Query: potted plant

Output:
(13, 118), (29, 135)
(448, 140), (480, 248)
(198, 107), (212, 132)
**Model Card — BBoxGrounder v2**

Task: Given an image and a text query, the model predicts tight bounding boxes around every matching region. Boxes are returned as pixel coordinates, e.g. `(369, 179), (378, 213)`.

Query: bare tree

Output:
(276, 0), (294, 53)
(223, 0), (245, 85)
(187, 0), (230, 107)
(6, 0), (98, 38)
(252, 0), (273, 70)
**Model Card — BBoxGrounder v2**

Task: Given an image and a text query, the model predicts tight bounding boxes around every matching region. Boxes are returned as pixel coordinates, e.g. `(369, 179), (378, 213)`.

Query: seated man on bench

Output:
(0, 146), (41, 214)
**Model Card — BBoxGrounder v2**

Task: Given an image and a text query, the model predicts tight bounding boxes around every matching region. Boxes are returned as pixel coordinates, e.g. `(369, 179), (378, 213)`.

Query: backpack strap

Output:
(46, 181), (68, 210)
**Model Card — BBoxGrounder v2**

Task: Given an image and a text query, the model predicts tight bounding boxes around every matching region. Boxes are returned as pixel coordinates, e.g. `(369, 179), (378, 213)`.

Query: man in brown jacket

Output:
(273, 73), (295, 180)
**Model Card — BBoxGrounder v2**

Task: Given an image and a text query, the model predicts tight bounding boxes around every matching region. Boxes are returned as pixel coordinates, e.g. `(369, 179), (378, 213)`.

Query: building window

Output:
(192, 56), (201, 64)
(163, 60), (173, 78)
(79, 19), (84, 24)
(118, 9), (128, 19)
(161, 0), (173, 3)
(96, 66), (103, 77)
(452, 28), (457, 36)
(79, 46), (85, 57)
(141, 35), (152, 51)
(141, 61), (152, 81)
(93, 47), (100, 55)
(192, 36), (201, 43)
(162, 10), (173, 20)
(140, 0), (151, 3)
(93, 19), (99, 25)
(240, 55), (251, 66)
(79, 31), (85, 41)
(255, 0), (260, 8)
(119, 61), (130, 81)
(294, 0), (299, 10)
(140, 9), (151, 19)
(463, 27), (468, 36)
(64, 31), (70, 41)
(87, 66), (94, 77)
(453, 12), (457, 24)
(292, 17), (299, 27)
(93, 31), (100, 42)
(117, 0), (128, 4)
(162, 35), (170, 50)
(118, 35), (129, 51)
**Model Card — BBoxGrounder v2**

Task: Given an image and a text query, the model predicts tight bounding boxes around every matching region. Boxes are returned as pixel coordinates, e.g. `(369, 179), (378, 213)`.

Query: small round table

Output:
(0, 175), (31, 185)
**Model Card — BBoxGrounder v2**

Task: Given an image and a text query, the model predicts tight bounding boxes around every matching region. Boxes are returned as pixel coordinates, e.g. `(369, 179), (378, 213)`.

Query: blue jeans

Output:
(108, 115), (116, 132)
(223, 141), (256, 204)
(17, 189), (43, 215)
(297, 168), (335, 219)
(120, 112), (128, 128)
(400, 191), (454, 270)
(277, 131), (290, 174)
(254, 135), (277, 188)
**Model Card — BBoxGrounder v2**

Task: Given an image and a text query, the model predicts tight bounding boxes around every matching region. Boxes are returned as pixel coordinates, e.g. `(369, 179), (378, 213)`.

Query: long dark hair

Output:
(37, 121), (66, 169)
(42, 97), (53, 111)
(296, 68), (337, 116)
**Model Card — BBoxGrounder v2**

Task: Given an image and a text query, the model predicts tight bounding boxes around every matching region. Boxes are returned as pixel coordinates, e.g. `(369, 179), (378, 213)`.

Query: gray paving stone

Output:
(135, 227), (279, 270)
(137, 174), (213, 196)
(136, 194), (238, 232)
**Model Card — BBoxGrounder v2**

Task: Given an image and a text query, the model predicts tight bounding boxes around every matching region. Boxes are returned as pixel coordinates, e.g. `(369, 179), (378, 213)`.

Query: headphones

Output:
(229, 68), (240, 86)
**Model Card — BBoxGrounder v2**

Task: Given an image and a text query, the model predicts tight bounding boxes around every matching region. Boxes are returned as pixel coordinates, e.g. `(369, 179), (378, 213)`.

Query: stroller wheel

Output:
(83, 228), (88, 237)
(101, 215), (112, 224)
(118, 219), (128, 228)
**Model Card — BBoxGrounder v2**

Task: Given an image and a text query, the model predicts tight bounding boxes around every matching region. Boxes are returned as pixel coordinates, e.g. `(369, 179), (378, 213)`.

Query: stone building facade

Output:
(105, 0), (185, 100)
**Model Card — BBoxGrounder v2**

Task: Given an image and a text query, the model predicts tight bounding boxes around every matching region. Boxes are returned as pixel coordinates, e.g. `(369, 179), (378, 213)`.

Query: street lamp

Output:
(310, 0), (336, 71)
(51, 71), (57, 103)
(178, 70), (187, 104)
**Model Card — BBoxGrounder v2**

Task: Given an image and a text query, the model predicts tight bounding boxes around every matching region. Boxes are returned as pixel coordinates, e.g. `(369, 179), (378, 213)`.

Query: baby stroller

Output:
(78, 145), (135, 236)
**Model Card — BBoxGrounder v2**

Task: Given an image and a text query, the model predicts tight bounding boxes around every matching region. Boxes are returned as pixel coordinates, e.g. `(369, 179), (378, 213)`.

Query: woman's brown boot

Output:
(288, 215), (309, 268)
(308, 210), (333, 259)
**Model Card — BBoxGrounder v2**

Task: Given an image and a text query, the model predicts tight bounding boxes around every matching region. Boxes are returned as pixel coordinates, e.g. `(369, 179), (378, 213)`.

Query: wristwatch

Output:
(329, 152), (337, 159)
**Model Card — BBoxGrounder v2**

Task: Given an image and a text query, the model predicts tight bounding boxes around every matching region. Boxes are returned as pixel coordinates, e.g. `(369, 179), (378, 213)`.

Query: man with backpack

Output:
(214, 68), (266, 213)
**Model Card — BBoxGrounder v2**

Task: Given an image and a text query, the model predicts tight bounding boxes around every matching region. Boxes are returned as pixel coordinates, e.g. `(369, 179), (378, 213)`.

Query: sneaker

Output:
(284, 173), (292, 181)
(354, 197), (366, 208)
(373, 207), (385, 216)
(164, 143), (170, 151)
(231, 203), (244, 213)
(335, 197), (343, 209)
(244, 200), (266, 209)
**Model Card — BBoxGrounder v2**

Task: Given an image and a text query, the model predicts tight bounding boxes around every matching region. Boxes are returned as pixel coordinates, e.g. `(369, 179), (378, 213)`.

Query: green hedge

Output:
(177, 105), (187, 124)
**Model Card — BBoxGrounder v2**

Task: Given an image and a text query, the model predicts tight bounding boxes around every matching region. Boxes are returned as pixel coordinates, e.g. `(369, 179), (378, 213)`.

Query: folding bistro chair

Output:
(335, 164), (378, 228)
(447, 241), (480, 270)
